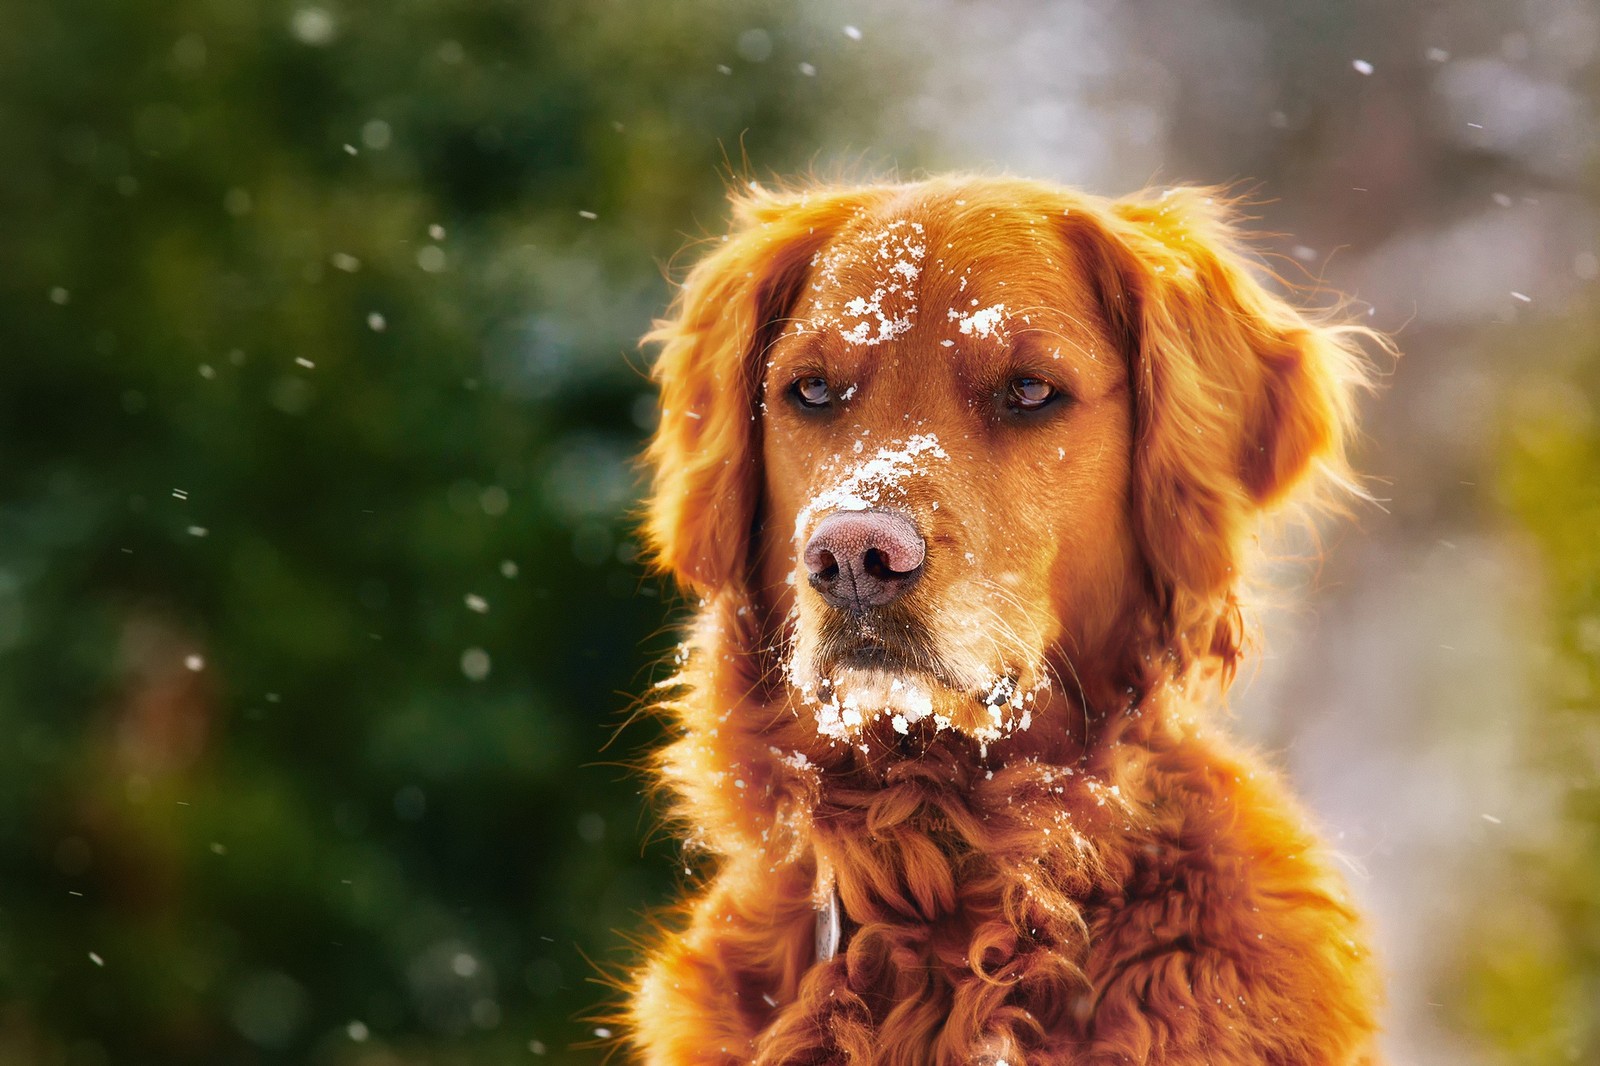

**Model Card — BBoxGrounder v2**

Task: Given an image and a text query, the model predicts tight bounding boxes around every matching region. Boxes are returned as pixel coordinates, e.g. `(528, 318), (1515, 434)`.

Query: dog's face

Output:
(757, 207), (1136, 741)
(643, 178), (1368, 750)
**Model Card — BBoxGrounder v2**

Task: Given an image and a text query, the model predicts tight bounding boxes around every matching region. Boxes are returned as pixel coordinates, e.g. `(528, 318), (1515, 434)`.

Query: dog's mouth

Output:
(832, 644), (911, 672)
(814, 611), (945, 679)
(791, 609), (1044, 746)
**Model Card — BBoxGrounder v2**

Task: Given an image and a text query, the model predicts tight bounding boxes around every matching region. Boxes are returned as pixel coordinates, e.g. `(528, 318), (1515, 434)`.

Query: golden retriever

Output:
(624, 176), (1382, 1065)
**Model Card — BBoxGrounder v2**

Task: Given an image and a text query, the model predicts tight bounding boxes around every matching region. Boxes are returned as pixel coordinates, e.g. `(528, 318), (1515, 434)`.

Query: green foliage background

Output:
(0, 2), (899, 1062)
(1462, 320), (1600, 1065)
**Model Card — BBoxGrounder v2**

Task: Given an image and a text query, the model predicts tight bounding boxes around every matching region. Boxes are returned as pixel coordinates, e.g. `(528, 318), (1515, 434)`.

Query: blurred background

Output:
(1, 0), (1596, 1062)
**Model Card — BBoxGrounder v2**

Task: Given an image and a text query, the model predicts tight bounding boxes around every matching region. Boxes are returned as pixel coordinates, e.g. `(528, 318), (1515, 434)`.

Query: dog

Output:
(624, 176), (1383, 1065)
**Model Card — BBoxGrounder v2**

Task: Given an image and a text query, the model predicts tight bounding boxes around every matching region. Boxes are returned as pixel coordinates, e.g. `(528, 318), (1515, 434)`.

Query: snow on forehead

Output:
(810, 217), (926, 283)
(949, 301), (1009, 341)
(805, 219), (926, 347)
(793, 433), (947, 543)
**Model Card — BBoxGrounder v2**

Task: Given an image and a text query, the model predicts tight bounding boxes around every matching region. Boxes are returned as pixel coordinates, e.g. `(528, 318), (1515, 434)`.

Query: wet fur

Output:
(625, 176), (1384, 1065)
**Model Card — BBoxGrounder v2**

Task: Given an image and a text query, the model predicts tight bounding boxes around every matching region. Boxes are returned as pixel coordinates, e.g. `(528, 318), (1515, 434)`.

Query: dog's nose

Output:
(803, 509), (926, 612)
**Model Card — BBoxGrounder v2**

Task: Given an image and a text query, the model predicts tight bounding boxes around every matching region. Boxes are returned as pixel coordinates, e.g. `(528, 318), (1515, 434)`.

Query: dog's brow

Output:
(1010, 327), (1103, 364)
(1005, 303), (1104, 342)
(765, 325), (827, 367)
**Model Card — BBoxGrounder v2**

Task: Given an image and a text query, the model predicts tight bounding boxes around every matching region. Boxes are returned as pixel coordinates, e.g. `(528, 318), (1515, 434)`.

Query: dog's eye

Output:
(790, 376), (833, 409)
(1006, 377), (1058, 412)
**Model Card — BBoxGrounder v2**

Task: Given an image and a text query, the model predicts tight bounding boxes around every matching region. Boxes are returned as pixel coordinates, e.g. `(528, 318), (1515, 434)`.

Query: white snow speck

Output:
(184, 654), (204, 672)
(416, 245), (446, 272)
(1481, 813), (1502, 824)
(291, 7), (336, 45)
(346, 1021), (369, 1042)
(461, 647), (491, 681)
(1352, 58), (1374, 75)
(843, 25), (862, 40)
(799, 62), (816, 76)
(578, 210), (597, 220)
(295, 356), (315, 369)
(1511, 291), (1532, 303)
(49, 287), (70, 305)
(366, 312), (386, 332)
(187, 525), (208, 538)
(465, 593), (488, 614)
(593, 1027), (613, 1040)
(88, 951), (104, 967)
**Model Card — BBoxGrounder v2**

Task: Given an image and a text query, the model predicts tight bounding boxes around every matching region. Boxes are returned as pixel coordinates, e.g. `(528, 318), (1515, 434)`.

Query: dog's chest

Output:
(807, 805), (1104, 971)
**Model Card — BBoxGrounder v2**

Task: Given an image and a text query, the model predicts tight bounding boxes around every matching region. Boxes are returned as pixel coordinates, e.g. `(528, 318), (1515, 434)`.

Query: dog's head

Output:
(643, 177), (1370, 748)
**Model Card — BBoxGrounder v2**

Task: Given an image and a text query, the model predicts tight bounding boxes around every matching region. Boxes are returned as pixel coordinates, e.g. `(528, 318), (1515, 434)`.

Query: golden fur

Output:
(624, 176), (1383, 1065)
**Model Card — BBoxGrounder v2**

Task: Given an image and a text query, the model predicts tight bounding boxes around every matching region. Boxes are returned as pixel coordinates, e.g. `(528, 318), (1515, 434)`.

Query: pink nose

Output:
(803, 509), (926, 612)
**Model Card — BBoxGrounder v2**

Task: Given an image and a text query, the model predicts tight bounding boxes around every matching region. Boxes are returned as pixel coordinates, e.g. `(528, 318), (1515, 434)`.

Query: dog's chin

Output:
(788, 651), (1050, 747)
(805, 666), (944, 741)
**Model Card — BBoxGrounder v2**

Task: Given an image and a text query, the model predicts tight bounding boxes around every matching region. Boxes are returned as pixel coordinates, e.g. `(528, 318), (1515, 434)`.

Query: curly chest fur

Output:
(630, 713), (1378, 1066)
(703, 766), (1123, 1065)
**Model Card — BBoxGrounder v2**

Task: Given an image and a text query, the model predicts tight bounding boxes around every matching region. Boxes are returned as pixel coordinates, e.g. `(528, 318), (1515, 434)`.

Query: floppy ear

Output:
(641, 186), (861, 597)
(1078, 188), (1375, 667)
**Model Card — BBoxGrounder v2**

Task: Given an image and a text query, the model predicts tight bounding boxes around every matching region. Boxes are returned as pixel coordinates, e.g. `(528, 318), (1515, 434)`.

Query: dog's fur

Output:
(625, 176), (1383, 1065)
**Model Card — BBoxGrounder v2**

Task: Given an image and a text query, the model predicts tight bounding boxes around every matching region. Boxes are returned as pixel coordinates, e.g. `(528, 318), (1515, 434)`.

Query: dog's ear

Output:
(1072, 188), (1376, 664)
(642, 186), (855, 597)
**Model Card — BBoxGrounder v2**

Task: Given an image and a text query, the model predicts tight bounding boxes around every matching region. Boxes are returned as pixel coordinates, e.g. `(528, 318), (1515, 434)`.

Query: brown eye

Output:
(1007, 377), (1057, 412)
(791, 376), (832, 409)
